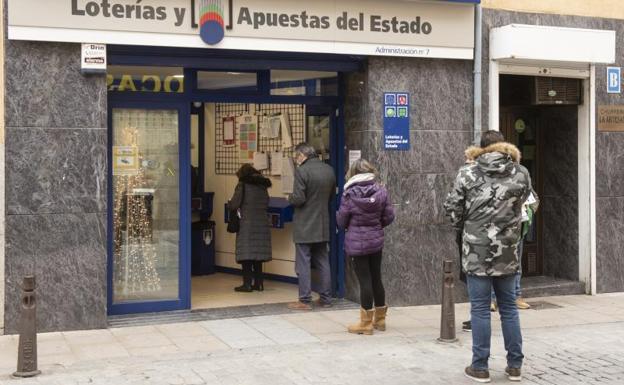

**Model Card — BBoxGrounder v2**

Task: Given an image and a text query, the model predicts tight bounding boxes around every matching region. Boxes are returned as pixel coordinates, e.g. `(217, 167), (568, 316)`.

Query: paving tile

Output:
(109, 325), (158, 337)
(62, 330), (117, 346)
(126, 344), (180, 357)
(200, 319), (275, 349)
(173, 335), (231, 353)
(116, 331), (173, 349)
(156, 322), (212, 339)
(69, 342), (129, 360)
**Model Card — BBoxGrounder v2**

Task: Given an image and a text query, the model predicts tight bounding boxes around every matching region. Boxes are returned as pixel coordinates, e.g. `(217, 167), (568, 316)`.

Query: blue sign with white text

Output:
(608, 67), (621, 94)
(383, 92), (410, 150)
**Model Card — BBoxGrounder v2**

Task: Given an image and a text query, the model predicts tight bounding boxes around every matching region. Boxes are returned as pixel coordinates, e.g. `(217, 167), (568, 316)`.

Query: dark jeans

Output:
(352, 251), (385, 310)
(295, 243), (332, 304)
(467, 275), (524, 371)
(241, 261), (263, 285)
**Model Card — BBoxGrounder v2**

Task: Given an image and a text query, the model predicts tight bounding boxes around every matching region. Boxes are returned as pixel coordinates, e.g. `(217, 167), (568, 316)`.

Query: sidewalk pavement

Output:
(1, 294), (624, 384)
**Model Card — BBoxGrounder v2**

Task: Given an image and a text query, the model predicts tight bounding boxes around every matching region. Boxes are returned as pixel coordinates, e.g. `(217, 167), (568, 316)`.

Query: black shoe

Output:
(464, 366), (491, 383)
(462, 320), (472, 332)
(234, 284), (253, 292)
(505, 367), (522, 382)
(251, 283), (264, 292)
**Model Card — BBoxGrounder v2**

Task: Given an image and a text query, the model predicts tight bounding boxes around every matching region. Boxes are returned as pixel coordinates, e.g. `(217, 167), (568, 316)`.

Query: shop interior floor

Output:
(191, 272), (299, 310)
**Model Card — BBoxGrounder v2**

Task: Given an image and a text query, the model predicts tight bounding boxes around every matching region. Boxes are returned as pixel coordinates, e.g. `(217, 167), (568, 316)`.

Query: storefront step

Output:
(520, 276), (587, 299)
(108, 299), (358, 329)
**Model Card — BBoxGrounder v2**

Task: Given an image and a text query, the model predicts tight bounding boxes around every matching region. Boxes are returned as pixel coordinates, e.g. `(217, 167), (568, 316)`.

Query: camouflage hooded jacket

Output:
(444, 142), (533, 277)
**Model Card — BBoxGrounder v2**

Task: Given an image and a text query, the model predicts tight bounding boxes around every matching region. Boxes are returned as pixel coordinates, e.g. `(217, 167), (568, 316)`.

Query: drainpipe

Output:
(473, 3), (483, 145)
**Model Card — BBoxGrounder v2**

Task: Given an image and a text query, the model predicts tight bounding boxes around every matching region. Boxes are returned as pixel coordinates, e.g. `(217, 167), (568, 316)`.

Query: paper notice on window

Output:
(280, 112), (293, 149)
(281, 156), (295, 194)
(253, 152), (269, 170)
(270, 151), (283, 175)
(349, 150), (361, 167)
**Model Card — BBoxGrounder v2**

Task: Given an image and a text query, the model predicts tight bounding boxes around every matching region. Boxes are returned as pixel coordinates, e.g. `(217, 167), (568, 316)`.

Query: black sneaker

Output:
(464, 366), (491, 383)
(505, 367), (522, 382)
(462, 320), (472, 332)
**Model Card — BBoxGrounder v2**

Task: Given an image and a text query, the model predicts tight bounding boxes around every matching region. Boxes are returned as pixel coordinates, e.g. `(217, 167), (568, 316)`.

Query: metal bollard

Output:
(13, 276), (41, 378)
(438, 260), (458, 343)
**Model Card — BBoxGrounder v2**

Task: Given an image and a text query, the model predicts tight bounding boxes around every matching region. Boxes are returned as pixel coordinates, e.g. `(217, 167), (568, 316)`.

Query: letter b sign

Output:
(607, 67), (621, 94)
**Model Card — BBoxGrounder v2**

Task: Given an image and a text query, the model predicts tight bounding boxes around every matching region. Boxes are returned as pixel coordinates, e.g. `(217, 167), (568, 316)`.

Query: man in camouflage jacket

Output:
(444, 131), (532, 383)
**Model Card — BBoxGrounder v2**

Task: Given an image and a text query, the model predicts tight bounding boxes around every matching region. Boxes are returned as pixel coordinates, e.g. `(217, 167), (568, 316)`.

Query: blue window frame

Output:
(107, 46), (353, 315)
(107, 100), (191, 315)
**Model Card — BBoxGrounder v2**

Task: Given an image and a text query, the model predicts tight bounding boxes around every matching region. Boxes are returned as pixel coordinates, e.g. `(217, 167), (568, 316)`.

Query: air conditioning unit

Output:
(532, 77), (582, 105)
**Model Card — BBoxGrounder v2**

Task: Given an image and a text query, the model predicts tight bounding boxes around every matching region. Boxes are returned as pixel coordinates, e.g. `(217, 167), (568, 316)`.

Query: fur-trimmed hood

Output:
(464, 142), (521, 163)
(240, 173), (272, 188)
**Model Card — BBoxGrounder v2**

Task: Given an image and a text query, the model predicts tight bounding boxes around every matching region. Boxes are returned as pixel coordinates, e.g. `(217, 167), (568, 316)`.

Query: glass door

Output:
(108, 103), (190, 314)
(306, 105), (344, 296)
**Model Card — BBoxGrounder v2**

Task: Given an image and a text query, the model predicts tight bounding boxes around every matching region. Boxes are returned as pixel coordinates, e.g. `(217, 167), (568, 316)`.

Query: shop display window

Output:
(111, 108), (180, 303)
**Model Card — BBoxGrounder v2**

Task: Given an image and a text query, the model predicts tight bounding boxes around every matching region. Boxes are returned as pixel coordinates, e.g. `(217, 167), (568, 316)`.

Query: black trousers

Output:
(241, 261), (263, 285)
(352, 251), (385, 310)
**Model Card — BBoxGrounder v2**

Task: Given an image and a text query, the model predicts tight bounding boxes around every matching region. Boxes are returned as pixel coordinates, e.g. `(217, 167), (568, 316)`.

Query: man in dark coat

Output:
(287, 143), (336, 310)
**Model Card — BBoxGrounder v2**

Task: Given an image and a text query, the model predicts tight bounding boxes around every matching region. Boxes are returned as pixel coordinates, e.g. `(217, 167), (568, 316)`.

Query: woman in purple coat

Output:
(337, 159), (395, 335)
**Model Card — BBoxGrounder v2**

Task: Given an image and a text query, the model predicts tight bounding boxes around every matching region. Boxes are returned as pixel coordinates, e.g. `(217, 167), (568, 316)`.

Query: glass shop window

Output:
(111, 108), (181, 303)
(107, 66), (184, 93)
(270, 70), (338, 96)
(196, 71), (258, 93)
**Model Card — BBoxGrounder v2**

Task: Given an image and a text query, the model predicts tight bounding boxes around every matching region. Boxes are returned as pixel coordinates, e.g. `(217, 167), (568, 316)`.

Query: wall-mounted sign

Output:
(113, 146), (139, 176)
(598, 105), (624, 132)
(607, 67), (621, 94)
(81, 43), (106, 74)
(8, 0), (475, 60)
(383, 92), (410, 151)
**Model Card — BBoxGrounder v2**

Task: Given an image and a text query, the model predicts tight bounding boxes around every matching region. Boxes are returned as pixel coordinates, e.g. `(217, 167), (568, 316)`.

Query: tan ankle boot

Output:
(348, 308), (374, 335)
(373, 306), (388, 331)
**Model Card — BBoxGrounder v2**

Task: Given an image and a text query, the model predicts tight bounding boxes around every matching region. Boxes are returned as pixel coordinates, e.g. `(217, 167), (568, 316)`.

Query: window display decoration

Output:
(113, 126), (162, 297)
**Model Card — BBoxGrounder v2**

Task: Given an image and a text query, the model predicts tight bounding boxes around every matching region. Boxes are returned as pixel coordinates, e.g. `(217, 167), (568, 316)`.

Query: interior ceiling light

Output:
(173, 75), (184, 78)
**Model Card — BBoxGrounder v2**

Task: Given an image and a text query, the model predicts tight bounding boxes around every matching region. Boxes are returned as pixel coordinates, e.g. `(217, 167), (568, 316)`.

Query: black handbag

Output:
(227, 185), (244, 234)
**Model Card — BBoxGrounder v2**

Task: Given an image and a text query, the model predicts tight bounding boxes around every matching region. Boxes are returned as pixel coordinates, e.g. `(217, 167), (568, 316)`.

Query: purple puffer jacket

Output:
(336, 180), (395, 257)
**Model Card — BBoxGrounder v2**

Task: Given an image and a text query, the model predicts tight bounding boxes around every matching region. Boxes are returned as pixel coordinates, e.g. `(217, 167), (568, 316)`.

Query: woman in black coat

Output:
(228, 164), (273, 292)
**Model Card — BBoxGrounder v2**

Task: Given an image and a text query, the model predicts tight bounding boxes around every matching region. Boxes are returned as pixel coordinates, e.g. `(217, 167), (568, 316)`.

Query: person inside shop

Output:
(228, 164), (273, 292)
(444, 131), (532, 383)
(287, 143), (336, 310)
(337, 159), (395, 335)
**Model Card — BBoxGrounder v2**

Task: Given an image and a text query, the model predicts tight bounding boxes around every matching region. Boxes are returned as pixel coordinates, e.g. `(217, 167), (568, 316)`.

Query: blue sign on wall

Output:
(383, 92), (410, 150)
(607, 67), (621, 94)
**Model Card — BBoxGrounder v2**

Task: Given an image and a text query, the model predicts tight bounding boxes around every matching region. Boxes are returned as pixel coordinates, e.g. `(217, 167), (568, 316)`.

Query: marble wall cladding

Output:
(596, 197), (624, 293)
(5, 40), (107, 129)
(542, 107), (579, 198)
(343, 58), (473, 306)
(366, 57), (474, 132)
(4, 38), (108, 331)
(541, 107), (579, 280)
(4, 213), (107, 334)
(6, 128), (107, 215)
(542, 197), (579, 281)
(596, 133), (624, 198)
